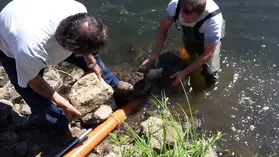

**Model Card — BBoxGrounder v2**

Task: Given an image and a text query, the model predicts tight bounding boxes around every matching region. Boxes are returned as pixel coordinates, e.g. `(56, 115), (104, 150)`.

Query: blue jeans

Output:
(65, 54), (119, 88)
(0, 51), (119, 133)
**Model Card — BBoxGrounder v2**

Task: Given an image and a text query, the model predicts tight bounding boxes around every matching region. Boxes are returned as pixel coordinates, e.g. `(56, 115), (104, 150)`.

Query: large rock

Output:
(0, 82), (22, 103)
(0, 67), (8, 87)
(114, 71), (145, 92)
(140, 116), (183, 151)
(19, 103), (31, 116)
(80, 100), (115, 125)
(140, 116), (215, 157)
(114, 72), (144, 86)
(68, 73), (114, 124)
(0, 100), (29, 129)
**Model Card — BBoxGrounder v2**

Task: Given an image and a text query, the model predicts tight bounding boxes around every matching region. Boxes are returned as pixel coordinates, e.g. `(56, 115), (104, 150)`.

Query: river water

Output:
(1, 0), (279, 156)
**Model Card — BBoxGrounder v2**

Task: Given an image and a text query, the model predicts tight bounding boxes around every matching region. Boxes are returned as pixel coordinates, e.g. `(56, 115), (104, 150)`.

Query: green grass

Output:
(109, 81), (223, 157)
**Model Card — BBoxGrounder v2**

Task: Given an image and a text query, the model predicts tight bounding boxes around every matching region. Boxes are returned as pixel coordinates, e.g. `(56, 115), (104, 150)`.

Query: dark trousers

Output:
(0, 51), (119, 133)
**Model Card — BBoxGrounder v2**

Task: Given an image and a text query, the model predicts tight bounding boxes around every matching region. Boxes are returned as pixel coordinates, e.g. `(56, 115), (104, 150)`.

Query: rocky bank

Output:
(0, 64), (149, 157)
(0, 52), (224, 157)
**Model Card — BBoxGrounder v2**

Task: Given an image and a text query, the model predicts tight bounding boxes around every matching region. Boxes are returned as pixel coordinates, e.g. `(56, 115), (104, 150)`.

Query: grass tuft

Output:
(109, 81), (223, 157)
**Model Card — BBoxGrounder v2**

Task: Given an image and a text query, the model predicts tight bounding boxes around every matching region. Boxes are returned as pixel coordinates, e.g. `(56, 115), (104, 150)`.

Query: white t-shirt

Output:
(165, 0), (223, 44)
(0, 0), (87, 88)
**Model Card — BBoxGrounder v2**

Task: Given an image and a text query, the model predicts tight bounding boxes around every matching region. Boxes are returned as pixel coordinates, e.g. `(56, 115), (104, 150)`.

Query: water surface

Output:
(1, 0), (279, 156)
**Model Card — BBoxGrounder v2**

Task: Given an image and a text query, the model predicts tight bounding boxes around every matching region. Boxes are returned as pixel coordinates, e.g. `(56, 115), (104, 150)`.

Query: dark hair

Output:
(55, 13), (108, 54)
(180, 0), (206, 15)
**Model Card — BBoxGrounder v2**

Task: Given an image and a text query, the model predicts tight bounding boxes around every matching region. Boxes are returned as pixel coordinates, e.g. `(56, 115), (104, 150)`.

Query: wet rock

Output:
(19, 104), (31, 116)
(113, 71), (146, 96)
(68, 73), (114, 124)
(43, 66), (63, 91)
(114, 72), (144, 86)
(0, 82), (22, 103)
(0, 131), (19, 144)
(12, 142), (29, 157)
(140, 116), (183, 151)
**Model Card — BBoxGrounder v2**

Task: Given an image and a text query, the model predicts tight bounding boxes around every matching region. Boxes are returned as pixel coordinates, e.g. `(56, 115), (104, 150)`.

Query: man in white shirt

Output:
(142, 0), (225, 88)
(0, 0), (133, 135)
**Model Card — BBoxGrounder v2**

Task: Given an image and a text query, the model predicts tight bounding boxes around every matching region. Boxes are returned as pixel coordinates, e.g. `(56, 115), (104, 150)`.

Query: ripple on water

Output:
(217, 53), (279, 156)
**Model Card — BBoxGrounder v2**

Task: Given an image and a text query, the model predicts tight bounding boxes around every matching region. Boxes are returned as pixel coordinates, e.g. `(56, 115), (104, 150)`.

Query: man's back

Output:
(0, 0), (87, 87)
(0, 0), (87, 59)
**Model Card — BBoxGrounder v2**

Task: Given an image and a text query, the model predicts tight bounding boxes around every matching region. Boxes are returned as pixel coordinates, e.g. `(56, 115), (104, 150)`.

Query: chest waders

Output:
(174, 1), (225, 89)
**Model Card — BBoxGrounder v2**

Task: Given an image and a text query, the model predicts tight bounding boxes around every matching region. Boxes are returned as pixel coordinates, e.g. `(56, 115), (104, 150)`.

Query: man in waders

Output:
(142, 0), (225, 88)
(0, 0), (133, 140)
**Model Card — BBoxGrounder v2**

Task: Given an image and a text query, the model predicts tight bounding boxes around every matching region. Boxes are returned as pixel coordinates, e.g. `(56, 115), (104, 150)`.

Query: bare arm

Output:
(28, 75), (56, 100)
(154, 16), (174, 57)
(28, 75), (81, 119)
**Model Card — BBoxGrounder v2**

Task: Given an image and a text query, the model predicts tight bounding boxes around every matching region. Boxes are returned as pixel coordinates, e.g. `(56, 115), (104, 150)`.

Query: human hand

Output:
(61, 102), (81, 120)
(52, 92), (81, 120)
(170, 70), (188, 86)
(92, 64), (103, 81)
(141, 55), (159, 67)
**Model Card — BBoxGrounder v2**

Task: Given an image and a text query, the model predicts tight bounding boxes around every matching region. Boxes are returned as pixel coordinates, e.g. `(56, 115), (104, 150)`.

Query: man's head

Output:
(56, 13), (108, 55)
(179, 0), (206, 23)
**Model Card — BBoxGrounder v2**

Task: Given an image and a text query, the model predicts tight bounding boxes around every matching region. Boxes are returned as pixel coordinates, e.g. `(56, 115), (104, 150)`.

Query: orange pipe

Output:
(64, 97), (143, 157)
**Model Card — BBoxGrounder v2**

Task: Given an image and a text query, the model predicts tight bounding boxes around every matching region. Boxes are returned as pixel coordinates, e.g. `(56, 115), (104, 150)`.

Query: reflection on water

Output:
(1, 0), (279, 156)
